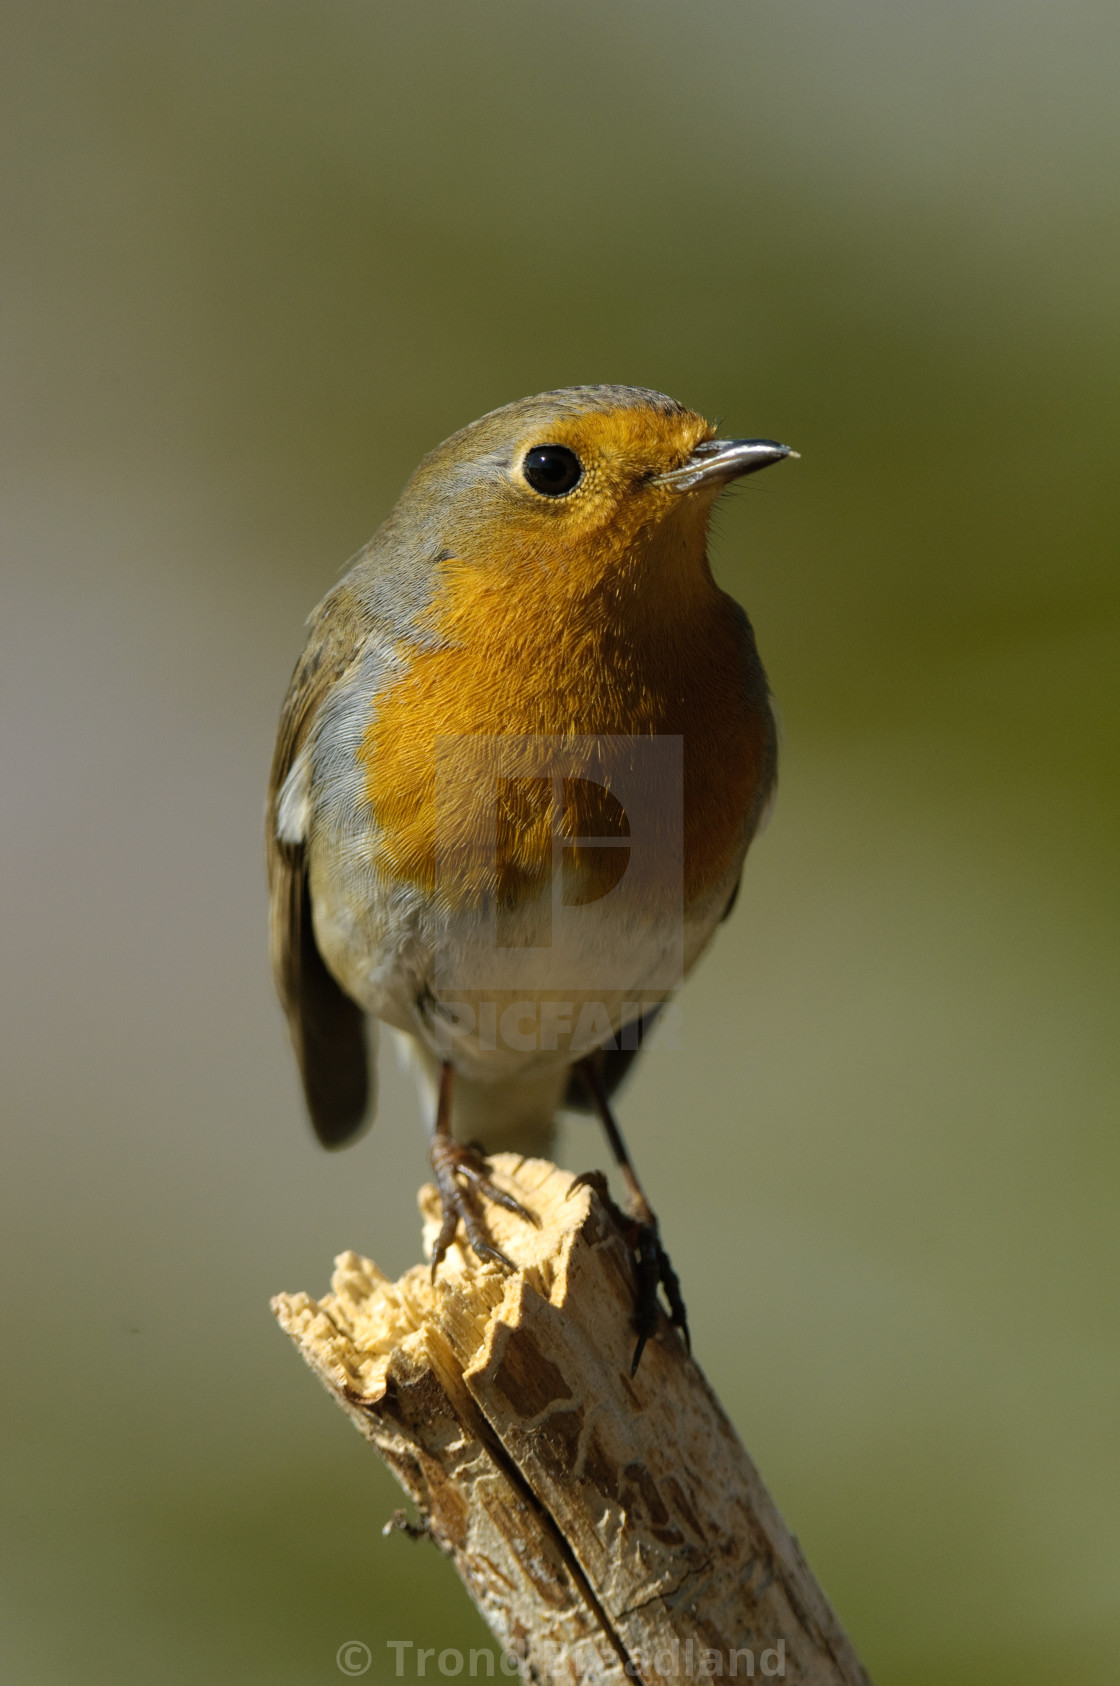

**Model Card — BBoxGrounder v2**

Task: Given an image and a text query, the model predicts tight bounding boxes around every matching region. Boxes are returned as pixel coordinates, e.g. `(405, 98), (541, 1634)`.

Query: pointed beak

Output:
(654, 438), (798, 492)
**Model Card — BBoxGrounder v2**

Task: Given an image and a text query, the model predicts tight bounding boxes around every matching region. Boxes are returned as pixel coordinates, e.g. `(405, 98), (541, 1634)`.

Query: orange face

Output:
(357, 399), (771, 910)
(466, 404), (716, 570)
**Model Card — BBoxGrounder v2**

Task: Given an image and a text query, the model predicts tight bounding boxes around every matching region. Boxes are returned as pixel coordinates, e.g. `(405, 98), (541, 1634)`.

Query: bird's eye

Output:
(522, 444), (583, 497)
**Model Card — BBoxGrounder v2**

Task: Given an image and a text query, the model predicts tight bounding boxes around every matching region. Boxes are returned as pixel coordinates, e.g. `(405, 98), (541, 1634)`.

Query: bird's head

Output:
(390, 385), (794, 598)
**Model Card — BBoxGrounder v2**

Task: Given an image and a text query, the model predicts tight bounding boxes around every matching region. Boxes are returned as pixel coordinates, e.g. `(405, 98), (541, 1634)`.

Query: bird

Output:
(267, 385), (794, 1370)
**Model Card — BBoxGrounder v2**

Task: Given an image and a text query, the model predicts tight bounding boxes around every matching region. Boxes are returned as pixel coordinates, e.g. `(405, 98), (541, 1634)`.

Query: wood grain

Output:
(272, 1156), (871, 1685)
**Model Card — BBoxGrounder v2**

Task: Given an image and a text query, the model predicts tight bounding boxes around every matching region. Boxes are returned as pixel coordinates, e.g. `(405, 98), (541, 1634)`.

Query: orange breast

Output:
(358, 546), (769, 910)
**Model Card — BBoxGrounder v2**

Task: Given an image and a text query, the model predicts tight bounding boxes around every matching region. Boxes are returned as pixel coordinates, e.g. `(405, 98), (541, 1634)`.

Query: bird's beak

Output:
(654, 438), (798, 492)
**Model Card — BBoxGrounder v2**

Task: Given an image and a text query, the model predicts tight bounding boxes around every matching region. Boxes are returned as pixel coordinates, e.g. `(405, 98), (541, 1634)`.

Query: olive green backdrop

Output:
(2, 3), (1117, 1682)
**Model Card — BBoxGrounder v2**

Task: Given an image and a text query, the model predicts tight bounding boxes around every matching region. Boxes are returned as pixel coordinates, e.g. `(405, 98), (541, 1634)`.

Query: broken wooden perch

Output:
(272, 1155), (871, 1684)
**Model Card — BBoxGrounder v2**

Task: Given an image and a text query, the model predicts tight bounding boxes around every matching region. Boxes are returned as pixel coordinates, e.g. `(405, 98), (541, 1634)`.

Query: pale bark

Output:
(272, 1155), (871, 1685)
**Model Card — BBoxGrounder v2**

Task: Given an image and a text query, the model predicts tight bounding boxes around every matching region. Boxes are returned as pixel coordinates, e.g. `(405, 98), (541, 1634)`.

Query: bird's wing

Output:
(267, 587), (373, 1148)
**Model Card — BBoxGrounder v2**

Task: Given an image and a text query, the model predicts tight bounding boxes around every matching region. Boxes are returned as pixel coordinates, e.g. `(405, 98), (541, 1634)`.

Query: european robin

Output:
(267, 385), (794, 1369)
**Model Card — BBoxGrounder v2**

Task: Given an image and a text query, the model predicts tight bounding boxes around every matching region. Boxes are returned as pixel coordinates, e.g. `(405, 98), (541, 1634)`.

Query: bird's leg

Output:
(572, 1058), (689, 1374)
(428, 1062), (538, 1281)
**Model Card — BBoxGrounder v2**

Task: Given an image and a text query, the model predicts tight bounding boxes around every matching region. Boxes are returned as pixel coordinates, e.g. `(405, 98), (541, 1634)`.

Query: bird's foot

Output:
(429, 1138), (539, 1280)
(568, 1170), (690, 1374)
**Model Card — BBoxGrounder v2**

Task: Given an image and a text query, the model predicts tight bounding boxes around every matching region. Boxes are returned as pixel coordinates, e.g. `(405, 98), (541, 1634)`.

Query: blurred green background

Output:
(2, 2), (1118, 1682)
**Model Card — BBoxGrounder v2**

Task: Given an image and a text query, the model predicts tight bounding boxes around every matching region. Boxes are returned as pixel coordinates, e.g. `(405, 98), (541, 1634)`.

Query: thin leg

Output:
(574, 1058), (690, 1374)
(429, 1062), (538, 1281)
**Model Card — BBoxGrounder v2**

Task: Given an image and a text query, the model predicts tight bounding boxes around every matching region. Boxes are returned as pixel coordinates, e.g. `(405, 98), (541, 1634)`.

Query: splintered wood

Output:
(272, 1155), (870, 1686)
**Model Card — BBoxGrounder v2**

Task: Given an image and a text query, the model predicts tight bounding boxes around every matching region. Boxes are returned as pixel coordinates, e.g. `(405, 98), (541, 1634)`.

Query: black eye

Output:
(522, 444), (583, 497)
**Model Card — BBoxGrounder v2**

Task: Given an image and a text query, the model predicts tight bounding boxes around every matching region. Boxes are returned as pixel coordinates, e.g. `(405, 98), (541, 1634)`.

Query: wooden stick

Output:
(272, 1155), (872, 1685)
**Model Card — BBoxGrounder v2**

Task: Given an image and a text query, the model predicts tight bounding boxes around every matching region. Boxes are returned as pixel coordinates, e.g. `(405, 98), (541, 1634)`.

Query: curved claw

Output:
(568, 1169), (690, 1374)
(656, 1241), (690, 1351)
(454, 1159), (540, 1226)
(630, 1226), (663, 1374)
(566, 1168), (609, 1202)
(629, 1222), (690, 1374)
(429, 1139), (536, 1278)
